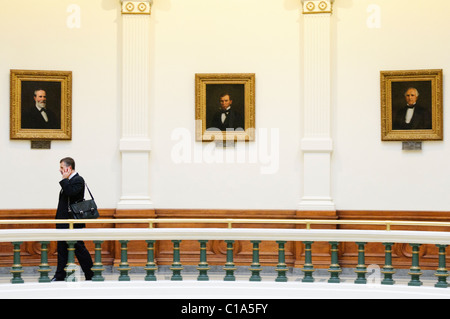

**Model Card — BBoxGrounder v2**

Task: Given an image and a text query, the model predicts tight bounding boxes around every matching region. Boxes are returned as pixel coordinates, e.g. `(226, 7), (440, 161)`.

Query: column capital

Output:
(121, 0), (153, 15)
(302, 0), (333, 14)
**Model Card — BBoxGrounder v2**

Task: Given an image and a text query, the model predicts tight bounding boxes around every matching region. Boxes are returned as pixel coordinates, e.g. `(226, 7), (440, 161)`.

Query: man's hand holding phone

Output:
(61, 167), (72, 179)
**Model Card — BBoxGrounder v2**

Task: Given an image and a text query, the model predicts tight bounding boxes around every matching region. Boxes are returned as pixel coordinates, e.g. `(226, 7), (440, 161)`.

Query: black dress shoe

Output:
(51, 277), (64, 282)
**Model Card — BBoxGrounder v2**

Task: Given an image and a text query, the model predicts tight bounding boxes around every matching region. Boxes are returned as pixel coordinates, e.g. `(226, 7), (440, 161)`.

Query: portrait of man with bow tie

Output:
(21, 87), (61, 130)
(10, 69), (72, 140)
(195, 73), (255, 142)
(392, 85), (432, 130)
(380, 69), (442, 142)
(210, 92), (245, 132)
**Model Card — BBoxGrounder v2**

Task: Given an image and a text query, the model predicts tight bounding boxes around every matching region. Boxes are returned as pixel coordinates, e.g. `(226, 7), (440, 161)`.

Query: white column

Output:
(299, 0), (335, 211)
(117, 0), (153, 210)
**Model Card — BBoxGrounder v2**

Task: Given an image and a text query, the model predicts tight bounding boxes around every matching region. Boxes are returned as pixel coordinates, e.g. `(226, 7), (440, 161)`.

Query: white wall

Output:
(0, 0), (121, 209)
(332, 0), (450, 211)
(1, 0), (450, 212)
(149, 0), (302, 209)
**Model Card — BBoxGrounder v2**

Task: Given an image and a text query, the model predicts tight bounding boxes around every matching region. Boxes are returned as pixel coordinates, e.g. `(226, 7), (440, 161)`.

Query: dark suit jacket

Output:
(21, 106), (60, 129)
(392, 104), (432, 130)
(211, 108), (244, 131)
(56, 173), (85, 229)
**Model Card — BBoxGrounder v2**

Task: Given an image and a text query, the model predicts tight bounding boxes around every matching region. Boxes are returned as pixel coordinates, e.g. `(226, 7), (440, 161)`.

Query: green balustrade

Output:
(435, 244), (448, 288)
(408, 243), (422, 286)
(65, 241), (77, 282)
(6, 231), (450, 290)
(197, 240), (209, 281)
(381, 242), (395, 285)
(328, 241), (341, 283)
(223, 240), (236, 281)
(144, 240), (157, 281)
(302, 241), (315, 283)
(38, 241), (51, 283)
(11, 242), (24, 284)
(249, 240), (262, 281)
(92, 240), (105, 282)
(118, 240), (131, 281)
(275, 241), (288, 282)
(354, 242), (367, 284)
(170, 240), (183, 281)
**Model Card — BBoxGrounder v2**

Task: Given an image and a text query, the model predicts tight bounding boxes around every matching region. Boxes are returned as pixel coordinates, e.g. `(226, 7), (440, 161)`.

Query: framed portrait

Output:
(380, 69), (443, 141)
(10, 69), (72, 140)
(195, 73), (255, 142)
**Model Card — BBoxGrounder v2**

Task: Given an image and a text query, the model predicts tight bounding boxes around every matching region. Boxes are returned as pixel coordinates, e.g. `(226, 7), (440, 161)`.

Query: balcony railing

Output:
(1, 218), (450, 290)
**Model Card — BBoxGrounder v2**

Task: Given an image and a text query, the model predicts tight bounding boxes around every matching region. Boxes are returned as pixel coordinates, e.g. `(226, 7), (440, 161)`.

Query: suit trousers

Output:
(55, 241), (94, 280)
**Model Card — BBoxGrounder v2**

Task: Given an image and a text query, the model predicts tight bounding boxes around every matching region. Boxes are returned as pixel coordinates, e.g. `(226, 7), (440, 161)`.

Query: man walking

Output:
(52, 157), (93, 281)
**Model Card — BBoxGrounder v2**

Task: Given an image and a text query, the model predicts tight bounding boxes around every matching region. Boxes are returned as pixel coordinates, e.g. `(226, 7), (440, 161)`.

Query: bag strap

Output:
(85, 183), (94, 200)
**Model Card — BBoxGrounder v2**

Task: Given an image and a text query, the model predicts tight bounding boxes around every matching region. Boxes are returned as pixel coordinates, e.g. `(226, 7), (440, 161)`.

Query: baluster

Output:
(354, 242), (367, 284)
(223, 240), (236, 281)
(249, 240), (262, 281)
(328, 241), (341, 283)
(197, 240), (209, 281)
(275, 241), (288, 282)
(65, 241), (77, 282)
(118, 240), (131, 281)
(302, 241), (315, 282)
(11, 242), (24, 284)
(171, 240), (183, 281)
(408, 243), (422, 286)
(92, 241), (105, 282)
(381, 242), (395, 285)
(38, 241), (51, 283)
(435, 244), (448, 288)
(144, 240), (157, 281)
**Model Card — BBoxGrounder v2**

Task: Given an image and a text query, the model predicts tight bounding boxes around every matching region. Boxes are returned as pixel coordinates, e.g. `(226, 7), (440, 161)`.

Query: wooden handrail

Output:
(0, 218), (450, 231)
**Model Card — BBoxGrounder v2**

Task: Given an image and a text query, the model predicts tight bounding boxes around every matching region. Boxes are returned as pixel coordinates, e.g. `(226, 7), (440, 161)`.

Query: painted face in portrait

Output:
(404, 88), (419, 106)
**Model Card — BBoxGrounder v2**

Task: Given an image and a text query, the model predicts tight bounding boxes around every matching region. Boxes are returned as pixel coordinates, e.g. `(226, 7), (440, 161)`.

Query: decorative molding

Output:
(121, 0), (152, 15)
(119, 138), (152, 152)
(301, 137), (333, 152)
(302, 0), (333, 14)
(298, 196), (336, 211)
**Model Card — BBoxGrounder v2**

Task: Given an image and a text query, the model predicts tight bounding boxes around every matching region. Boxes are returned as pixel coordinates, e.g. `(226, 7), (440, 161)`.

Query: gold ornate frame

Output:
(195, 73), (255, 142)
(10, 69), (72, 140)
(381, 69), (443, 141)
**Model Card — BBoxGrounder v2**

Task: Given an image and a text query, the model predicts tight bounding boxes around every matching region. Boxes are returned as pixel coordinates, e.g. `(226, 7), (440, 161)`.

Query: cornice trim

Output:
(302, 0), (333, 14)
(121, 0), (153, 15)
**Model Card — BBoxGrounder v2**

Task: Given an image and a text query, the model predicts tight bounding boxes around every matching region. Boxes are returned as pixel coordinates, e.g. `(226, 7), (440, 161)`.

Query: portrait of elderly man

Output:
(21, 88), (61, 130)
(392, 87), (432, 130)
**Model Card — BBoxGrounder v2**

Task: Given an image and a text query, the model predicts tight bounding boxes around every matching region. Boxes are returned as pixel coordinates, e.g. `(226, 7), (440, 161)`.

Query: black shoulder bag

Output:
(70, 184), (99, 219)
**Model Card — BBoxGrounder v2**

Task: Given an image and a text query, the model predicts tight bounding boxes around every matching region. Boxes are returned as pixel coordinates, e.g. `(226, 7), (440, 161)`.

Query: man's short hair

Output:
(34, 89), (46, 97)
(60, 157), (75, 170)
(220, 93), (232, 100)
